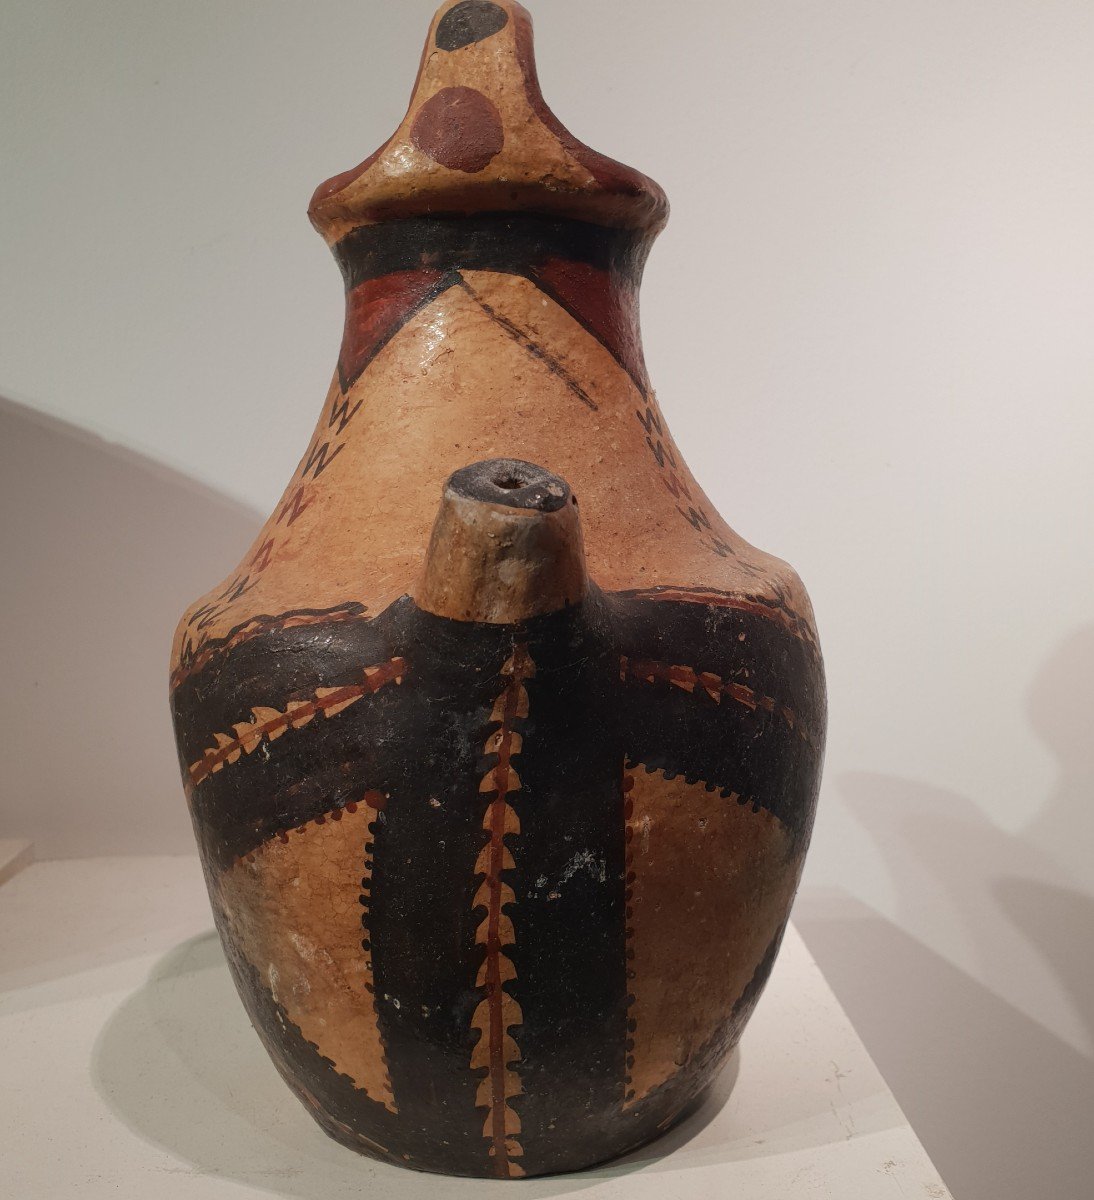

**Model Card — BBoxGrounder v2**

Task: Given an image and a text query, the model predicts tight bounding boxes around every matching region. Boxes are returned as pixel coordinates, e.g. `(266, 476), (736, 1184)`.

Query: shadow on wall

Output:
(797, 893), (1093, 1200)
(797, 626), (1094, 1200)
(0, 396), (261, 857)
(1024, 625), (1094, 884)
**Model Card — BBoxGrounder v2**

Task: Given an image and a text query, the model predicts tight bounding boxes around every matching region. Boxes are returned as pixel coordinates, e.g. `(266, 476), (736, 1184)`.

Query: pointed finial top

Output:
(309, 1), (668, 243)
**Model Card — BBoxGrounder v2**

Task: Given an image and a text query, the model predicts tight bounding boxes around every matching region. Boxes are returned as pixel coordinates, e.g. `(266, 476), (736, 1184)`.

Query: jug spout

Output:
(414, 458), (588, 623)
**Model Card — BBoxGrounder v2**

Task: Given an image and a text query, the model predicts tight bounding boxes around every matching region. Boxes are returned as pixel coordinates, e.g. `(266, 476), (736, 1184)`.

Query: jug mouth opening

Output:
(447, 458), (572, 514)
(307, 0), (669, 245)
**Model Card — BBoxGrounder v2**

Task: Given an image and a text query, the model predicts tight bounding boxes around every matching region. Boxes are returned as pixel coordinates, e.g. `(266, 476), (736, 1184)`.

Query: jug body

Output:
(170, 0), (826, 1178)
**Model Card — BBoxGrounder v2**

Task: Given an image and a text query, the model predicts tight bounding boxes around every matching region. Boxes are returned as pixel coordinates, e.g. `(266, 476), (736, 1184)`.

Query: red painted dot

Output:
(411, 87), (504, 173)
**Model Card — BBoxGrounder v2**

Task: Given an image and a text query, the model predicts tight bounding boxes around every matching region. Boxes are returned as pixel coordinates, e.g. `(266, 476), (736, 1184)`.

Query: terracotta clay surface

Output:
(217, 798), (396, 1112)
(170, 0), (826, 1179)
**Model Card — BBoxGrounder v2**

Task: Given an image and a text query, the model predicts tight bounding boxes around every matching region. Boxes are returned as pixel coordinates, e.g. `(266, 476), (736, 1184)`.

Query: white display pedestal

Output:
(1, 853), (952, 1198)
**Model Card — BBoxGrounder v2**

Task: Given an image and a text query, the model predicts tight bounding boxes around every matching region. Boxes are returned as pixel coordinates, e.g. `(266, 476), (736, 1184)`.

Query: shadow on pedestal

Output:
(92, 930), (749, 1195)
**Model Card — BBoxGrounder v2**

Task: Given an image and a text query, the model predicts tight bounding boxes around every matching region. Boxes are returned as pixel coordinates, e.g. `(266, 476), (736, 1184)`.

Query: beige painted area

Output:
(624, 768), (801, 1105)
(173, 271), (810, 667)
(216, 802), (395, 1112)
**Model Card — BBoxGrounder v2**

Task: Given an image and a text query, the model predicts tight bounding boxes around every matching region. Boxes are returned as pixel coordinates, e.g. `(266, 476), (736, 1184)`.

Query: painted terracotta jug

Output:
(170, 0), (826, 1178)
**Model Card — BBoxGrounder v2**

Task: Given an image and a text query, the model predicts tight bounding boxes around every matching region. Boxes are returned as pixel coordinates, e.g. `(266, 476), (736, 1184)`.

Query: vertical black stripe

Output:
(368, 609), (511, 1174)
(507, 595), (630, 1175)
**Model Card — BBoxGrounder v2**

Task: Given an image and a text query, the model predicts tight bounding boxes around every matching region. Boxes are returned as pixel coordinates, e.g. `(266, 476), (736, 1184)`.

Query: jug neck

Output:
(330, 211), (657, 398)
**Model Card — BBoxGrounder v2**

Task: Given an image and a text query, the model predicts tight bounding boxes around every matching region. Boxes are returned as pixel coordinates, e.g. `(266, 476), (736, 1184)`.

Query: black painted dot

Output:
(436, 1), (509, 51)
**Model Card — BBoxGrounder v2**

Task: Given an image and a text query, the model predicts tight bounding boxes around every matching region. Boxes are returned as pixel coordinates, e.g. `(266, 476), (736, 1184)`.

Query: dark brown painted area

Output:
(411, 87), (505, 173)
(534, 256), (648, 392)
(436, 1), (510, 51)
(338, 267), (453, 392)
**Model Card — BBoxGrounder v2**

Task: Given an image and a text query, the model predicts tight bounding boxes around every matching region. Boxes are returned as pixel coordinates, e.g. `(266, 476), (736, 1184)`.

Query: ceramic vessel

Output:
(170, 0), (826, 1178)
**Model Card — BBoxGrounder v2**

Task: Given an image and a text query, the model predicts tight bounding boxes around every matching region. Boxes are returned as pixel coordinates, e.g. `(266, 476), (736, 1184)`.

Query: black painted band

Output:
(332, 212), (650, 293)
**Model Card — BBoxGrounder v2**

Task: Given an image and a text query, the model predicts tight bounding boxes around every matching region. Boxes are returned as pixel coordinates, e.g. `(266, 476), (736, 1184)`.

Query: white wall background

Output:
(3, 2), (1092, 1196)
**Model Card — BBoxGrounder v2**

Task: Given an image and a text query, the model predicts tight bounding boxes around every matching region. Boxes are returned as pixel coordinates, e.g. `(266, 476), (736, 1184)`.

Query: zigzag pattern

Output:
(619, 655), (820, 751)
(188, 657), (406, 786)
(470, 644), (534, 1178)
